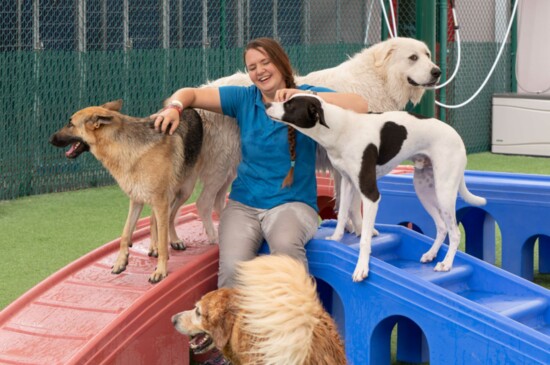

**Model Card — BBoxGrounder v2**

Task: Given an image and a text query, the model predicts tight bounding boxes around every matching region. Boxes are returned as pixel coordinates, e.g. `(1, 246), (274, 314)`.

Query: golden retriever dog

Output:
(172, 255), (346, 365)
(191, 37), (440, 239)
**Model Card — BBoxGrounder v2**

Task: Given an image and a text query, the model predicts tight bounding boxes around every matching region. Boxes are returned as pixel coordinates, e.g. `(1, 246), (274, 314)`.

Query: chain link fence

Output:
(0, 0), (514, 200)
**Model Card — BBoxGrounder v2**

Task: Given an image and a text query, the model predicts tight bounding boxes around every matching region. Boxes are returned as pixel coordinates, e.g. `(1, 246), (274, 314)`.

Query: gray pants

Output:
(217, 199), (319, 288)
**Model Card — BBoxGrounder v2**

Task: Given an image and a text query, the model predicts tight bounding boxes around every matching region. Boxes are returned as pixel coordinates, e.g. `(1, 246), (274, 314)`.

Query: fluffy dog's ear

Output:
(101, 99), (123, 112)
(309, 103), (329, 129)
(373, 42), (395, 67)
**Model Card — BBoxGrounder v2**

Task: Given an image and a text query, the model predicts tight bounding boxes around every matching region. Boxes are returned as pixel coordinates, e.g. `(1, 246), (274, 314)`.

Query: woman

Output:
(154, 38), (368, 290)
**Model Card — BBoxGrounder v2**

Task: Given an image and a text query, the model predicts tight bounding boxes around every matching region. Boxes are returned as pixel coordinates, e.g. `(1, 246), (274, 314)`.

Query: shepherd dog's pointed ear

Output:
(86, 114), (114, 130)
(100, 99), (123, 112)
(373, 41), (395, 67)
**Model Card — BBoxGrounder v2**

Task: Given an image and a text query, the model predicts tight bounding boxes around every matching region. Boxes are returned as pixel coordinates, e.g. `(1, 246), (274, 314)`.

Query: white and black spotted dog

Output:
(265, 95), (487, 282)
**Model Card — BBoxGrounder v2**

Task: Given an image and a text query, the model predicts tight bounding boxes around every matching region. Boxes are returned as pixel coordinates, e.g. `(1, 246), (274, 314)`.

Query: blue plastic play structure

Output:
(301, 221), (550, 365)
(376, 170), (550, 281)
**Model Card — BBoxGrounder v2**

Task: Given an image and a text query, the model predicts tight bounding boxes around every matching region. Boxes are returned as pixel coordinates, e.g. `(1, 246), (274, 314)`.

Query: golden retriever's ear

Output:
(211, 313), (234, 350)
(373, 42), (395, 67)
(203, 288), (236, 350)
(100, 99), (123, 112)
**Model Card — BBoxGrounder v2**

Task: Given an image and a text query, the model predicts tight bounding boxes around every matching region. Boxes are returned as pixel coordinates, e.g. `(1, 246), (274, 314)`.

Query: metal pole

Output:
(438, 0), (448, 121)
(77, 0), (86, 52)
(202, 0), (209, 80)
(273, 0), (278, 39)
(178, 0), (183, 48)
(162, 0), (170, 49)
(162, 0), (170, 96)
(123, 0), (130, 106)
(303, 0), (311, 45)
(336, 0), (341, 43)
(511, 0), (518, 93)
(17, 0), (22, 50)
(237, 0), (244, 47)
(77, 0), (87, 104)
(101, 0), (107, 50)
(415, 0), (436, 117)
(33, 0), (41, 50)
(381, 0), (390, 41)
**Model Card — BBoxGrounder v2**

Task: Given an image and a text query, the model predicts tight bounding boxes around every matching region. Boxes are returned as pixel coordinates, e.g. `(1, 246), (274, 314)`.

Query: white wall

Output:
(516, 0), (550, 95)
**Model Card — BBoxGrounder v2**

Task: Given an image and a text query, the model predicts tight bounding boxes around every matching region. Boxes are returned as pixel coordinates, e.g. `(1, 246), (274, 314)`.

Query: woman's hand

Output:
(274, 88), (309, 102)
(152, 108), (180, 135)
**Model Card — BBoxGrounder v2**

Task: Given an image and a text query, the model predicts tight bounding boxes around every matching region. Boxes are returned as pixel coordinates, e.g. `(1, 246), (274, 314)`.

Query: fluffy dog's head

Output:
(172, 288), (237, 351)
(372, 37), (441, 88)
(49, 99), (124, 158)
(265, 94), (328, 133)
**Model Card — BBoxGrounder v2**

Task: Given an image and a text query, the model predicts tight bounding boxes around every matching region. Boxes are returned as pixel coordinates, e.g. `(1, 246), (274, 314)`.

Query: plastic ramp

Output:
(0, 204), (218, 365)
(306, 221), (550, 365)
(2, 171), (549, 364)
(375, 170), (550, 280)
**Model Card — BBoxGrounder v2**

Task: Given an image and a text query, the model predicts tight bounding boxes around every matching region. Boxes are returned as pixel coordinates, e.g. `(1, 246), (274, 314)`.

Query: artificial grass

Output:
(0, 152), (549, 309)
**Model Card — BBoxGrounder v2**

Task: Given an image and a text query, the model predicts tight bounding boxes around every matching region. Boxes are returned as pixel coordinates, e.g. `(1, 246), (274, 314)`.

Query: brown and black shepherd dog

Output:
(49, 100), (203, 283)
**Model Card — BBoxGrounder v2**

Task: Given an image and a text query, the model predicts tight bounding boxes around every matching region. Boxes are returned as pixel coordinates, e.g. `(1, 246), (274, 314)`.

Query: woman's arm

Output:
(274, 88), (369, 114)
(153, 87), (222, 135)
(316, 92), (369, 114)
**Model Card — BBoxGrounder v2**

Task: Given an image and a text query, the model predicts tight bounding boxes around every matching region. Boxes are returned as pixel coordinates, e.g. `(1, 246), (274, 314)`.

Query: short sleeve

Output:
(219, 86), (248, 119)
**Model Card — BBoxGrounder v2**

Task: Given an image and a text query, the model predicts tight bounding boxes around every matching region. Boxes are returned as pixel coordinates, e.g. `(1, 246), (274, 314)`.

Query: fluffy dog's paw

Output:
(149, 269), (167, 284)
(170, 240), (186, 250)
(420, 252), (436, 263)
(434, 261), (452, 272)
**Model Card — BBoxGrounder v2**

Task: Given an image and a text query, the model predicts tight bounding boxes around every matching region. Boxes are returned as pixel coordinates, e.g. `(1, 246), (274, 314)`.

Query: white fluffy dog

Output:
(265, 95), (486, 281)
(193, 37), (441, 242)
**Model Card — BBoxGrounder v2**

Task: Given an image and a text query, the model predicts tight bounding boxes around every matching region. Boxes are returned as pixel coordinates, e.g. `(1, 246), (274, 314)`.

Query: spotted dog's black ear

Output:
(309, 102), (329, 129)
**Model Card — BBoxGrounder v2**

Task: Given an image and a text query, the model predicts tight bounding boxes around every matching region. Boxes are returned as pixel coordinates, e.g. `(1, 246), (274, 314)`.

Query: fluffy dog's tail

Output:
(234, 255), (345, 365)
(458, 178), (487, 206)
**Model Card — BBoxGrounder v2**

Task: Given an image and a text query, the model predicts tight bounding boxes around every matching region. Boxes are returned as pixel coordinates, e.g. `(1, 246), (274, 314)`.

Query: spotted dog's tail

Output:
(458, 177), (487, 206)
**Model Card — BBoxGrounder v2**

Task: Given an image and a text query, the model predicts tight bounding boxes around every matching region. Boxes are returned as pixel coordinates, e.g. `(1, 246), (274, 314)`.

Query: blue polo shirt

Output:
(219, 84), (332, 211)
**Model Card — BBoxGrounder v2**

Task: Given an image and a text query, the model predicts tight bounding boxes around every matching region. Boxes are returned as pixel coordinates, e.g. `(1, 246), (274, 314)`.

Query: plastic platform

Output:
(307, 221), (550, 364)
(1, 171), (549, 364)
(0, 204), (218, 365)
(373, 170), (550, 280)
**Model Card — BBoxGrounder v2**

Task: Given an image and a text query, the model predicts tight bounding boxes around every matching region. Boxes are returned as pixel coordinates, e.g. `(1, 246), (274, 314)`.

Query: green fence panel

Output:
(0, 0), (515, 200)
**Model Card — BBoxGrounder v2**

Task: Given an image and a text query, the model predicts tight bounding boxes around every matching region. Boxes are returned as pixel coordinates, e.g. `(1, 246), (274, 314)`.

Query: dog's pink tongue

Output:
(65, 142), (78, 157)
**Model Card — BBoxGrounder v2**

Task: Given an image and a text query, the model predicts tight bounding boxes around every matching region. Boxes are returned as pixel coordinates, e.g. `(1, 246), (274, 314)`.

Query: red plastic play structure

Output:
(0, 204), (218, 364)
(0, 169), (415, 364)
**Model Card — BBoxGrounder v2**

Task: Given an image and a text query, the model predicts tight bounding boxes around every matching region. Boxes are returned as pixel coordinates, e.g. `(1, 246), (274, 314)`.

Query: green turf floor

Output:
(0, 152), (549, 309)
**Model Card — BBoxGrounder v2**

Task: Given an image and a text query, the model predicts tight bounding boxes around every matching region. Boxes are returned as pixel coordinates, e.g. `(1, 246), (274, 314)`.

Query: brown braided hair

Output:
(244, 38), (297, 188)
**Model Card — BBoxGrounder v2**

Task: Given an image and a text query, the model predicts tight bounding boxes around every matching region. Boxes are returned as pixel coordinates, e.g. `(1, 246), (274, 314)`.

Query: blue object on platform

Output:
(301, 221), (550, 365)
(376, 170), (550, 281)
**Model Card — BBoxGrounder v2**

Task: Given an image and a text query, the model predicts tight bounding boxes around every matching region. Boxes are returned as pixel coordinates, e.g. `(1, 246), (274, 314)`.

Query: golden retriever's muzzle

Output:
(49, 131), (90, 159)
(171, 313), (215, 354)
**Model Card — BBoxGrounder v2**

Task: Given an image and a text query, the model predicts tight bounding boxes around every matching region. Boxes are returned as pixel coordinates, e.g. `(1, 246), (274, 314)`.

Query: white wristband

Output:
(167, 100), (184, 109)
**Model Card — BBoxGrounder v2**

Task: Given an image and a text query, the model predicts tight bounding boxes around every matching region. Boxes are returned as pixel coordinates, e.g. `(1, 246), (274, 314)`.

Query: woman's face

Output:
(245, 47), (285, 98)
